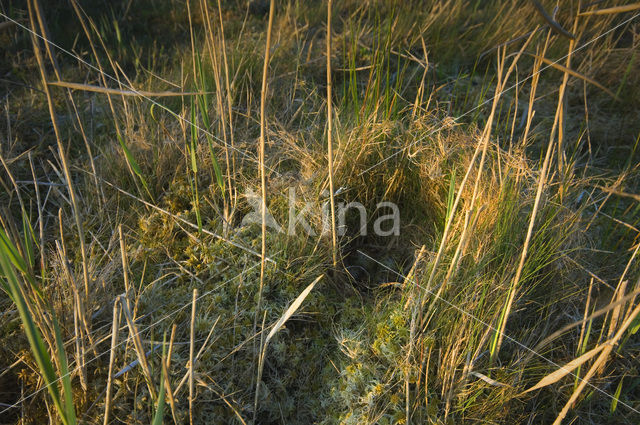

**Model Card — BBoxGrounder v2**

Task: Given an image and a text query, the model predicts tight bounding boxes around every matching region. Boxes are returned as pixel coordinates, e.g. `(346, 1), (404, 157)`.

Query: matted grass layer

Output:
(1, 1), (639, 424)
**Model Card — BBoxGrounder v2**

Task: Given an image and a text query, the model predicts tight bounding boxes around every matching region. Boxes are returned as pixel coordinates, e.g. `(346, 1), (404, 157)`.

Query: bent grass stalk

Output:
(254, 275), (323, 422)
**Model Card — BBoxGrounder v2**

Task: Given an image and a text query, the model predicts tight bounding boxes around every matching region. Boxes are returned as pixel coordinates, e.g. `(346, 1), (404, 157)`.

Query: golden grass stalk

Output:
(162, 325), (179, 425)
(216, 0), (237, 203)
(118, 225), (131, 297)
(255, 0), (276, 344)
(579, 3), (640, 16)
(596, 185), (640, 202)
(151, 334), (167, 425)
(526, 54), (619, 101)
(576, 279), (594, 355)
(327, 0), (338, 268)
(189, 288), (197, 425)
(607, 280), (628, 339)
(521, 51), (544, 146)
(102, 298), (121, 425)
(54, 241), (87, 391)
(199, 0), (233, 226)
(120, 295), (157, 401)
(48, 80), (212, 96)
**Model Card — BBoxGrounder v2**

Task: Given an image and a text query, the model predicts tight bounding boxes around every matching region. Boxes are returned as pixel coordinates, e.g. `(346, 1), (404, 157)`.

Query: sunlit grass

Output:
(0, 1), (639, 424)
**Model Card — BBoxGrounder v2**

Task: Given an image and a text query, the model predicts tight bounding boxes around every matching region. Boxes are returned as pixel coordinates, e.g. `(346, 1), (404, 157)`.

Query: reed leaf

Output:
(520, 342), (609, 395)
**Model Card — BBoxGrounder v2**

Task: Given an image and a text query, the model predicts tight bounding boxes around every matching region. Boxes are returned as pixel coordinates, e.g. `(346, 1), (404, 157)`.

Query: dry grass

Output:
(0, 1), (639, 424)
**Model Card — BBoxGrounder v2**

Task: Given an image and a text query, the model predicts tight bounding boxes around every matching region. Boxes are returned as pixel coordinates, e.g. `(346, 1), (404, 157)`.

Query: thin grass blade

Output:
(116, 133), (151, 198)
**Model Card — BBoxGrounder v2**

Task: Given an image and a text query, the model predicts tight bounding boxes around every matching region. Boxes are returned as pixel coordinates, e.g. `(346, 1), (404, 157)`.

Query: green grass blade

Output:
(151, 334), (167, 425)
(610, 376), (624, 413)
(53, 319), (77, 424)
(189, 98), (203, 232)
(0, 252), (72, 425)
(0, 227), (28, 275)
(21, 208), (37, 272)
(196, 95), (225, 194)
(193, 54), (225, 195)
(189, 98), (199, 175)
(198, 96), (225, 194)
(445, 168), (456, 226)
(116, 133), (152, 199)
